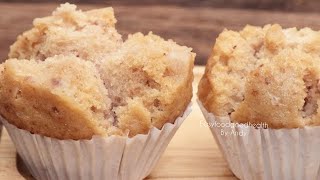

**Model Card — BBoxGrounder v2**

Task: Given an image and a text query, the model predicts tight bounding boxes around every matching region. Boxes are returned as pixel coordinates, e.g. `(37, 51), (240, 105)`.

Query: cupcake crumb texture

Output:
(198, 24), (320, 128)
(0, 3), (195, 139)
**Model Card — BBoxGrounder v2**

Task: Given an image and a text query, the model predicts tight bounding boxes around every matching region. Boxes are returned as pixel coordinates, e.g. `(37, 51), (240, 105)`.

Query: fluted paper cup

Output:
(1, 104), (191, 180)
(198, 100), (320, 180)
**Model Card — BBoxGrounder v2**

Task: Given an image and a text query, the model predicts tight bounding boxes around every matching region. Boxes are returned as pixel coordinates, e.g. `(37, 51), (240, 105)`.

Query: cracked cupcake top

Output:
(0, 3), (195, 139)
(9, 3), (122, 63)
(198, 24), (320, 128)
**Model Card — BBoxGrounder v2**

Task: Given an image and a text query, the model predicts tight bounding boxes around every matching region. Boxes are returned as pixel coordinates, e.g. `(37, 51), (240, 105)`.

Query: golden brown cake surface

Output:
(198, 24), (320, 128)
(0, 4), (195, 139)
(101, 33), (194, 136)
(0, 56), (114, 139)
(9, 3), (122, 63)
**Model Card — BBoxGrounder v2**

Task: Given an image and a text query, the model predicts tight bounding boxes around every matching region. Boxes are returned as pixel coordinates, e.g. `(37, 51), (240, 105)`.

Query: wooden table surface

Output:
(0, 66), (237, 180)
(1, 2), (320, 65)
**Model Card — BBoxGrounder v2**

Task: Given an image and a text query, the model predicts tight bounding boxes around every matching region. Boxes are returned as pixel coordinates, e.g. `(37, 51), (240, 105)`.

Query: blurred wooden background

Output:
(1, 0), (320, 65)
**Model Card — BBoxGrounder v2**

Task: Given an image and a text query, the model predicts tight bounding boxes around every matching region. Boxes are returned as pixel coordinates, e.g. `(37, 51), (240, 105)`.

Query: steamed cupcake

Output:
(0, 3), (195, 179)
(198, 24), (320, 180)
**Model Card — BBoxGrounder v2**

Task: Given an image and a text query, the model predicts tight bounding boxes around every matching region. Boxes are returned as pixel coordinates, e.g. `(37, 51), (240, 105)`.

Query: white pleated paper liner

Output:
(1, 104), (191, 180)
(198, 100), (320, 180)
